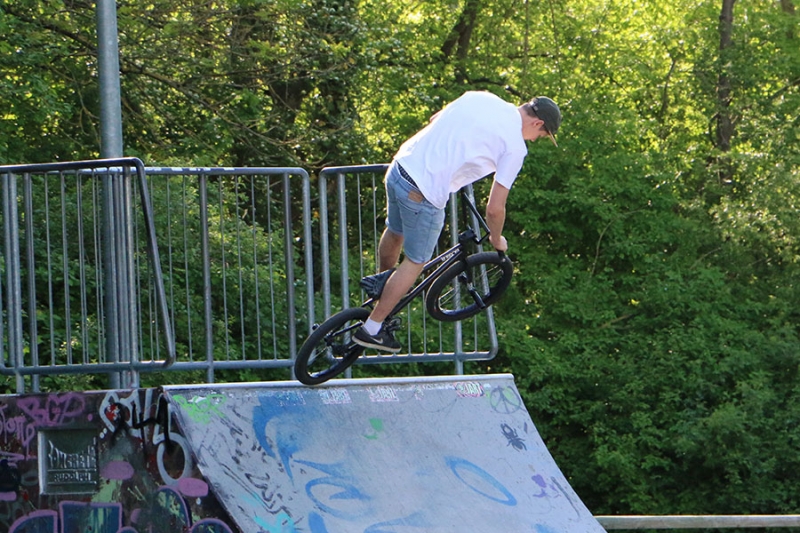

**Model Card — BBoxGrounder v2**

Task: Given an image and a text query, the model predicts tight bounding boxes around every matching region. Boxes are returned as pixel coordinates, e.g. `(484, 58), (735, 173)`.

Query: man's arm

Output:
(486, 181), (510, 252)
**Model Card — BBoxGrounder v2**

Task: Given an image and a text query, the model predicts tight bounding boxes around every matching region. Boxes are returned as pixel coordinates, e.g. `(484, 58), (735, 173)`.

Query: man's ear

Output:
(523, 113), (543, 129)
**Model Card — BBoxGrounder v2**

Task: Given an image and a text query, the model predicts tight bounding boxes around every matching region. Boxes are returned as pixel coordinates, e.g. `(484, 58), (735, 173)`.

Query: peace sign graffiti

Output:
(489, 386), (523, 414)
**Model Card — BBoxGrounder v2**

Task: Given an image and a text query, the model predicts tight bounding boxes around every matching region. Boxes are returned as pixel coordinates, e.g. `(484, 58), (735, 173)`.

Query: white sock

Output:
(364, 319), (382, 335)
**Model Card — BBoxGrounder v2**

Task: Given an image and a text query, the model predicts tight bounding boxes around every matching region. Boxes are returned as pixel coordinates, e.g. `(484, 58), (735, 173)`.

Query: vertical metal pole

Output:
(282, 173), (298, 361)
(3, 174), (25, 392)
(319, 174), (331, 321)
(199, 174), (215, 383)
(97, 1), (131, 387)
(449, 193), (463, 375)
(102, 172), (121, 389)
(337, 173), (351, 379)
(96, 0), (123, 158)
(119, 168), (139, 387)
(337, 173), (349, 307)
(23, 174), (40, 391)
(302, 173), (314, 344)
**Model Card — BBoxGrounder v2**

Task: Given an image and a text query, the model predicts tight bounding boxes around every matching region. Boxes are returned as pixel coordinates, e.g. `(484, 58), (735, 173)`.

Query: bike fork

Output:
(458, 271), (487, 309)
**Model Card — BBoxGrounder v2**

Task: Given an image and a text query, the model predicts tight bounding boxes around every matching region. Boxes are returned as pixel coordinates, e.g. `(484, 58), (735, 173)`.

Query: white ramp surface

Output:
(166, 374), (605, 533)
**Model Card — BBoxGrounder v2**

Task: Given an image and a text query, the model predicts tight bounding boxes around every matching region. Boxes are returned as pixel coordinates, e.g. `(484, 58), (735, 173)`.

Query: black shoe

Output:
(353, 326), (401, 353)
(360, 268), (396, 299)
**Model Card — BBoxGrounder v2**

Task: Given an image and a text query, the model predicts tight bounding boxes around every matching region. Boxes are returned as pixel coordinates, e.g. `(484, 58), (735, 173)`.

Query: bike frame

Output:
(368, 189), (494, 319)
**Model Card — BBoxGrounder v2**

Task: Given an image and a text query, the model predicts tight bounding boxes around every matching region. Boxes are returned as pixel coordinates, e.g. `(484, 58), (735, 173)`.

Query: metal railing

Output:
(145, 164), (498, 380)
(0, 160), (500, 391)
(0, 158), (175, 391)
(141, 166), (314, 383)
(596, 514), (800, 529)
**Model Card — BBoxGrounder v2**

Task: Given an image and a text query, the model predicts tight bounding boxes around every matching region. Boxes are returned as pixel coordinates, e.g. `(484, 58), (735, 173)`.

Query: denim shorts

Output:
(385, 162), (445, 264)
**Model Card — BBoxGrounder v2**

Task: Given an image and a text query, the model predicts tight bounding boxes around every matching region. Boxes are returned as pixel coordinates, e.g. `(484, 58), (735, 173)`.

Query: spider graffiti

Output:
(501, 423), (526, 451)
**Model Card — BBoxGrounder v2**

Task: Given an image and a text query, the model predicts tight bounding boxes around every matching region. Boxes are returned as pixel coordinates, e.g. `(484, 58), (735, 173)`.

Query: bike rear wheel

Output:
(294, 307), (370, 385)
(426, 252), (513, 322)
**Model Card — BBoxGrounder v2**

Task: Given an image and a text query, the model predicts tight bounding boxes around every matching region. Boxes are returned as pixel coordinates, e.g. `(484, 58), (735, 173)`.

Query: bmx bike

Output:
(294, 189), (513, 385)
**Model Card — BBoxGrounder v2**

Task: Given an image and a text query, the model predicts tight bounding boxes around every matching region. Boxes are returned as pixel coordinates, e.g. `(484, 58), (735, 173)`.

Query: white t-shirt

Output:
(394, 91), (527, 209)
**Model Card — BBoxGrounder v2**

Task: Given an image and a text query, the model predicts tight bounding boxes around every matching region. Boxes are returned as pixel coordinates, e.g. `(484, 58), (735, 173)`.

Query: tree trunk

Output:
(781, 0), (795, 40)
(711, 0), (737, 187)
(441, 0), (482, 60)
(715, 0), (736, 155)
(441, 0), (482, 83)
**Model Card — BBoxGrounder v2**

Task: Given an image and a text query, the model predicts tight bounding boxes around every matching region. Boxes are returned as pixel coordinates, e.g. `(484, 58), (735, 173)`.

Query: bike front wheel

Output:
(426, 252), (513, 322)
(294, 307), (370, 385)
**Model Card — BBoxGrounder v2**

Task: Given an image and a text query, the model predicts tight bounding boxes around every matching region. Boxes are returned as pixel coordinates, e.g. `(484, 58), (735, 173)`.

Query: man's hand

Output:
(489, 234), (508, 252)
(486, 181), (510, 253)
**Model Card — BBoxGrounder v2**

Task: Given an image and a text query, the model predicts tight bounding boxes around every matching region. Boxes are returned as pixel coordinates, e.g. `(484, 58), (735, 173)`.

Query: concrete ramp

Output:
(165, 374), (605, 533)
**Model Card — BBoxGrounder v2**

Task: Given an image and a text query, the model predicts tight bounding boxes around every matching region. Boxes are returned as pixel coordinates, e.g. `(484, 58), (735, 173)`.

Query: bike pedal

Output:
(383, 317), (402, 332)
(360, 268), (396, 299)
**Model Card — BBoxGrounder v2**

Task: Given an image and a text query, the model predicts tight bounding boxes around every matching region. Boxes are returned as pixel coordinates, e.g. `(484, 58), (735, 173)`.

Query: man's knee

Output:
(399, 257), (426, 274)
(384, 228), (404, 244)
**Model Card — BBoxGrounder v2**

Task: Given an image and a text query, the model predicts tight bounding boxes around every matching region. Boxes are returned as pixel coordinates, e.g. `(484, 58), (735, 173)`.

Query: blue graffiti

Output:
(254, 511), (298, 533)
(9, 489), (234, 533)
(295, 459), (371, 519)
(309, 510), (429, 533)
(252, 395), (314, 482)
(446, 456), (517, 506)
(308, 512), (430, 533)
(9, 510), (58, 533)
(251, 393), (527, 531)
(364, 511), (428, 532)
(308, 512), (329, 533)
(132, 486), (191, 531)
(60, 502), (122, 533)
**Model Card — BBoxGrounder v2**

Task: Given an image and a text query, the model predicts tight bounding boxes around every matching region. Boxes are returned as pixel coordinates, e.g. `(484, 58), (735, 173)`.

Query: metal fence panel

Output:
(316, 165), (499, 376)
(0, 160), (501, 390)
(0, 158), (174, 392)
(141, 166), (313, 382)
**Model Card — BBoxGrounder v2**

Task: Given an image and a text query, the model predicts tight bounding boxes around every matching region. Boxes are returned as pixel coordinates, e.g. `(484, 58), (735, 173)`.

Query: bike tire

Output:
(425, 252), (513, 322)
(294, 307), (370, 385)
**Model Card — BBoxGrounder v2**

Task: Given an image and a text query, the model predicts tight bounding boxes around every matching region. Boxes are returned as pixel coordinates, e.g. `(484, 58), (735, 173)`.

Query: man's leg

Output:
(359, 228), (403, 298)
(378, 228), (404, 272)
(370, 258), (424, 322)
(354, 257), (423, 352)
(354, 161), (444, 352)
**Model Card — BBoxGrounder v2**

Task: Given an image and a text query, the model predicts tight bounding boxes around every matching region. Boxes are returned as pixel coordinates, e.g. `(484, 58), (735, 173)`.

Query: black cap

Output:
(530, 96), (562, 146)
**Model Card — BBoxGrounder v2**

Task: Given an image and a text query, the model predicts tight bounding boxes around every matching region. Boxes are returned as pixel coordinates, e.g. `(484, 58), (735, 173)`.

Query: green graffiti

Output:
(363, 418), (385, 440)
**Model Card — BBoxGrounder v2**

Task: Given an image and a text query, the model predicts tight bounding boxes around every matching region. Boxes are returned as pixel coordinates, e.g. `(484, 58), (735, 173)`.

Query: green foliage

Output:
(3, 0), (800, 522)
(0, 2), (100, 162)
(137, 175), (302, 364)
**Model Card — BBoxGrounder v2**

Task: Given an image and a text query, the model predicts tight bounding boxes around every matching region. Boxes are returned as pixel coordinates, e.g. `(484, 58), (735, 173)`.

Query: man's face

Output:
(524, 121), (550, 143)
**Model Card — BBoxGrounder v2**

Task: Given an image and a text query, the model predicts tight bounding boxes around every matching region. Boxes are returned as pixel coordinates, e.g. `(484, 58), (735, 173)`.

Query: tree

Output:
(2, 0), (800, 519)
